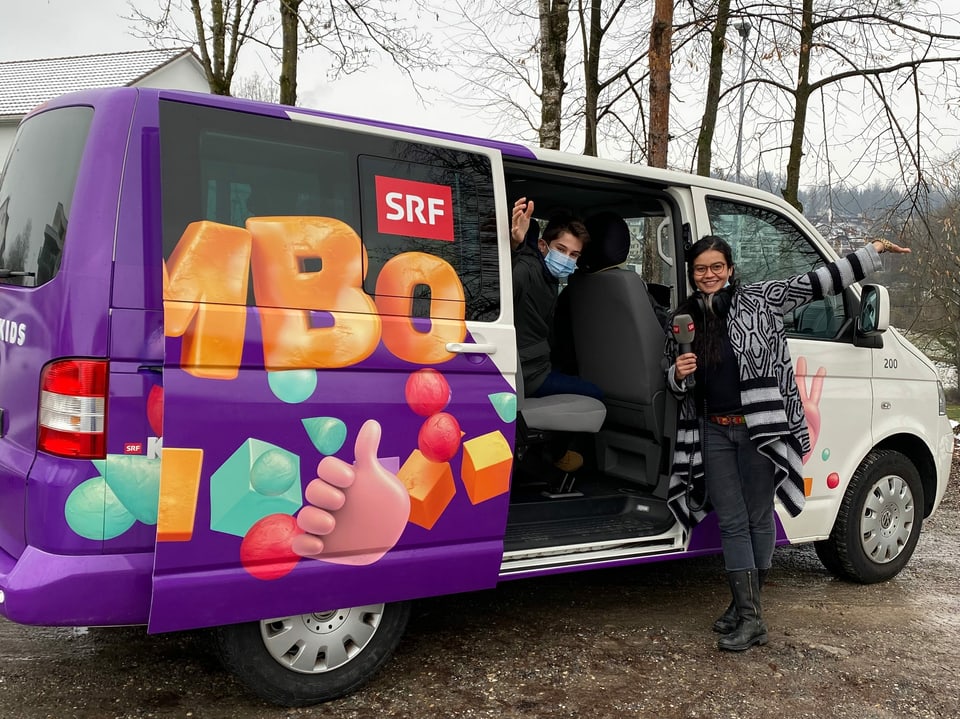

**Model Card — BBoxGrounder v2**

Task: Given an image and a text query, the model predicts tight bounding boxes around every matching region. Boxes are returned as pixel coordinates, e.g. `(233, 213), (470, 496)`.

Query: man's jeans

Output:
(530, 370), (603, 400)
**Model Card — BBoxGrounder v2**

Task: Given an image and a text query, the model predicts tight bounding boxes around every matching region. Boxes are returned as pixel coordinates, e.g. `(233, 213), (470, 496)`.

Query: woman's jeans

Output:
(702, 421), (777, 572)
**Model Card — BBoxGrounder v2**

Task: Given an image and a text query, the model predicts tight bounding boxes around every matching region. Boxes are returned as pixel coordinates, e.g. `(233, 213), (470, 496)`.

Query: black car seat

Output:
(561, 211), (667, 487)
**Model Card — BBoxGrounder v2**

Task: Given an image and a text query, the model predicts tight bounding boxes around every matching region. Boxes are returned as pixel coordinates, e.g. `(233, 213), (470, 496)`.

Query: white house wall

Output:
(0, 53), (209, 172)
(135, 56), (209, 94)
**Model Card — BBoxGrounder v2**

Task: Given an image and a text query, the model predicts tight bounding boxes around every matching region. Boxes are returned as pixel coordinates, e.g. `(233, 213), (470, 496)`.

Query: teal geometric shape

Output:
(210, 438), (303, 537)
(267, 369), (318, 404)
(90, 459), (106, 475)
(488, 392), (517, 423)
(103, 454), (161, 525)
(65, 476), (137, 541)
(250, 447), (299, 496)
(301, 416), (347, 455)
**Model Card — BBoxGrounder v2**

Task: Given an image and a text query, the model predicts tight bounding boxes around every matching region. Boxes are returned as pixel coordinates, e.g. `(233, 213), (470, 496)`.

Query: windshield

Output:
(0, 106), (93, 287)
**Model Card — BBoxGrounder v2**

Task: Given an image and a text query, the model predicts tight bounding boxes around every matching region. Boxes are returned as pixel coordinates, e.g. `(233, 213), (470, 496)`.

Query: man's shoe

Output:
(553, 450), (584, 473)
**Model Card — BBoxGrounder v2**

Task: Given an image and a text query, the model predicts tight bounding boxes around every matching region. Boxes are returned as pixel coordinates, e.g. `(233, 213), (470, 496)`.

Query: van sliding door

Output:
(149, 98), (518, 633)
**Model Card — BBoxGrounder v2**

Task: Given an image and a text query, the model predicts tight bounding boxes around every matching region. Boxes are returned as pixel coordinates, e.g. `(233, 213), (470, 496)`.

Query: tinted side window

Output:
(160, 101), (500, 322)
(706, 197), (848, 338)
(0, 107), (93, 287)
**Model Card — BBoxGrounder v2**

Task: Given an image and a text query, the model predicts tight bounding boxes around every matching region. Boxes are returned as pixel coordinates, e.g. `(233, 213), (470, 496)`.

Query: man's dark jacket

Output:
(512, 243), (558, 395)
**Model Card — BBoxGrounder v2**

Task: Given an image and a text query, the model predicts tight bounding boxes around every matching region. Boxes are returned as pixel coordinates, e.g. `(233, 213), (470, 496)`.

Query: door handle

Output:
(445, 342), (497, 355)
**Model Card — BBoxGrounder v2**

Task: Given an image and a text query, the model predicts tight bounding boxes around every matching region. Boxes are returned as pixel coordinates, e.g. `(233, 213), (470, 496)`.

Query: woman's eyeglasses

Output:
(692, 262), (727, 276)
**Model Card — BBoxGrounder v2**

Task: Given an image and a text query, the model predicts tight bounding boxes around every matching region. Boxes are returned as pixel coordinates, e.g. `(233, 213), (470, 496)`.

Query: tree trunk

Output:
(279, 0), (301, 106)
(188, 0), (259, 96)
(647, 0), (673, 168)
(782, 0), (813, 211)
(695, 0), (730, 177)
(539, 0), (570, 150)
(582, 0), (602, 156)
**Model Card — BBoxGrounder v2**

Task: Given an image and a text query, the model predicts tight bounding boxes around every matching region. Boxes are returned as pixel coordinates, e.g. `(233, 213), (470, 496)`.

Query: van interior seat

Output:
(562, 211), (668, 486)
(519, 392), (607, 434)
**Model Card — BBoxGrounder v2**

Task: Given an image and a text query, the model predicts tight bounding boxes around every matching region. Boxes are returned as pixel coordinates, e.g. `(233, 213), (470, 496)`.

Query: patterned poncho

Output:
(665, 244), (883, 529)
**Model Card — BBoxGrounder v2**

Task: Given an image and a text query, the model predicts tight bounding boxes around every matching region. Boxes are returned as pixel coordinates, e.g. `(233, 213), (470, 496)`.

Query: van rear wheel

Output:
(214, 601), (411, 707)
(815, 450), (923, 584)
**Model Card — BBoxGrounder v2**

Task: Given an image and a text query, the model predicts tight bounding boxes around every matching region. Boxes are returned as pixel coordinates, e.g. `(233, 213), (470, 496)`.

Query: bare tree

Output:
(646, 0), (672, 168)
(693, 0), (731, 177)
(130, 1), (433, 104)
(539, 0), (571, 150)
(896, 187), (960, 386)
(233, 71), (280, 102)
(288, 1), (434, 105)
(128, 0), (265, 95)
(690, 0), (960, 210)
(278, 0), (300, 104)
(433, 1), (567, 148)
(577, 0), (651, 158)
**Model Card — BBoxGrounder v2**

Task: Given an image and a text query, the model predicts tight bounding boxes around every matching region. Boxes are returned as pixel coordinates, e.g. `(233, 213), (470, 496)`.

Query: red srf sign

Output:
(375, 176), (454, 242)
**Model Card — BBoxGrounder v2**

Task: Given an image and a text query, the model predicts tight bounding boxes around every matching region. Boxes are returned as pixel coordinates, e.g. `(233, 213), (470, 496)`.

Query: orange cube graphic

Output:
(461, 431), (513, 505)
(398, 450), (455, 530)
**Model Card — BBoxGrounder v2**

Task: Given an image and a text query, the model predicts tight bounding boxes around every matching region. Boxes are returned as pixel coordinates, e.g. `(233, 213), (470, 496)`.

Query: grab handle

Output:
(445, 342), (497, 355)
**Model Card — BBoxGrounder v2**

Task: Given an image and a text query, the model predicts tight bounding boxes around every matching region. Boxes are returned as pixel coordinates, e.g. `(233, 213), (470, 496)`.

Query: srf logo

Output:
(375, 176), (454, 242)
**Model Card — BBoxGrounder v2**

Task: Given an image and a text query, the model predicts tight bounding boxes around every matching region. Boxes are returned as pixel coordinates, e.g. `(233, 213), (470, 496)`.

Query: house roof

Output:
(0, 47), (198, 117)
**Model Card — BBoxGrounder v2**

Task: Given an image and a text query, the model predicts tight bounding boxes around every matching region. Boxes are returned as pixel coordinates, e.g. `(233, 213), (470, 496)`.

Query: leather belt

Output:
(708, 414), (746, 426)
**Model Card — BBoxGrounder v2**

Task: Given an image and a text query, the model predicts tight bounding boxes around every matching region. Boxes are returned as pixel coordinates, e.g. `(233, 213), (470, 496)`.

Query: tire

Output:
(214, 601), (411, 707)
(819, 450), (924, 584)
(813, 536), (845, 577)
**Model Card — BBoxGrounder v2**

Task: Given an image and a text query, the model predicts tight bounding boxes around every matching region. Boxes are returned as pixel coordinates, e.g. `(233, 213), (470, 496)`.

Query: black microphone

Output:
(672, 313), (696, 387)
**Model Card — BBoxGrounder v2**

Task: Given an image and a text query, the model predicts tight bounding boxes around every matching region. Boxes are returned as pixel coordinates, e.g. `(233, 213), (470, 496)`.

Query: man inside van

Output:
(510, 197), (603, 473)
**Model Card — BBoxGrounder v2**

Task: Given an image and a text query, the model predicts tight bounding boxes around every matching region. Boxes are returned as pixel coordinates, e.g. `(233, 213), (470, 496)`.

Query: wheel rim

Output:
(260, 604), (385, 674)
(859, 473), (916, 564)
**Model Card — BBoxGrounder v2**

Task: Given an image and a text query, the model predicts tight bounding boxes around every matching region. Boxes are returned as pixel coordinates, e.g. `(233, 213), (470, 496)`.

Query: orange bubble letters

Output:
(375, 252), (466, 365)
(248, 217), (381, 369)
(164, 218), (469, 377)
(163, 221), (252, 380)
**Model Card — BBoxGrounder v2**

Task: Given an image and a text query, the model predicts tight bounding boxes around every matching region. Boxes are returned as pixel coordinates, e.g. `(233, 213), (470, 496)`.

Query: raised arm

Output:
(762, 239), (909, 315)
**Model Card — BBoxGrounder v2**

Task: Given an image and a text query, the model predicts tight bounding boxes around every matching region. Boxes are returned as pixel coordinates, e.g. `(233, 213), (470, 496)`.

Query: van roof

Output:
(35, 86), (824, 249)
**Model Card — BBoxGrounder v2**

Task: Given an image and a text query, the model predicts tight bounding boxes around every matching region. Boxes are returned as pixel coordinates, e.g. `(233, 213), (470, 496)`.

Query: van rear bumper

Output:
(0, 545), (152, 627)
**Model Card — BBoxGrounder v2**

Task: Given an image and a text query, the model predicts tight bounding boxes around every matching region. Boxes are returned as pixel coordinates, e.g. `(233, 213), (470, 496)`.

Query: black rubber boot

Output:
(713, 568), (768, 633)
(717, 569), (768, 652)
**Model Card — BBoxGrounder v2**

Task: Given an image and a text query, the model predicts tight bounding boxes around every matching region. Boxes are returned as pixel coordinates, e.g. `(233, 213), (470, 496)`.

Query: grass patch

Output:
(948, 405), (960, 423)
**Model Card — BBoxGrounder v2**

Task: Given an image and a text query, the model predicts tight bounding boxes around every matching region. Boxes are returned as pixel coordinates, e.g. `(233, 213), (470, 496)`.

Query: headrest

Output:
(581, 212), (630, 272)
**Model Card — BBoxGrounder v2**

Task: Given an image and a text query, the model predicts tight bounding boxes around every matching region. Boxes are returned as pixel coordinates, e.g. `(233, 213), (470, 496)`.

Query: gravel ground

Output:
(1, 450), (958, 719)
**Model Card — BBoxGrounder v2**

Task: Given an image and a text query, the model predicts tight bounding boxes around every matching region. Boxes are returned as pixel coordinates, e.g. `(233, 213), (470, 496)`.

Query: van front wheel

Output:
(815, 450), (923, 584)
(214, 601), (411, 707)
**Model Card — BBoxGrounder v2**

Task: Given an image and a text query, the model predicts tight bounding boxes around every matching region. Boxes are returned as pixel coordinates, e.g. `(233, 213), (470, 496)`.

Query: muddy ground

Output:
(2, 451), (958, 719)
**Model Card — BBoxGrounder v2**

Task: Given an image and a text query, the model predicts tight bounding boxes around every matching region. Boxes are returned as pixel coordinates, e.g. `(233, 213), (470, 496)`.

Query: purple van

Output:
(0, 88), (951, 706)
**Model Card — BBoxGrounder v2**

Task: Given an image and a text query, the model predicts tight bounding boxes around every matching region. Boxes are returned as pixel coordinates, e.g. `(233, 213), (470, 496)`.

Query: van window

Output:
(706, 197), (848, 338)
(160, 101), (500, 322)
(0, 107), (93, 287)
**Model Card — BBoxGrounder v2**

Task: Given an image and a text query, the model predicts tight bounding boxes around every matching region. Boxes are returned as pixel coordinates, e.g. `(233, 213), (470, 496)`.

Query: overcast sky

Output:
(0, 0), (493, 138)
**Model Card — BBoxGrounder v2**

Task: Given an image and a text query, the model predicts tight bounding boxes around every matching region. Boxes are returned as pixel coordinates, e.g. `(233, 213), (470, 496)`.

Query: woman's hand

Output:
(674, 352), (698, 383)
(871, 239), (911, 254)
(511, 197), (535, 249)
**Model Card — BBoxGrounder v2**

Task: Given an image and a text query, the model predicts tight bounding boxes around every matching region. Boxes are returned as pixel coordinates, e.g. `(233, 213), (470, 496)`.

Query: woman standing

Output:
(666, 235), (910, 652)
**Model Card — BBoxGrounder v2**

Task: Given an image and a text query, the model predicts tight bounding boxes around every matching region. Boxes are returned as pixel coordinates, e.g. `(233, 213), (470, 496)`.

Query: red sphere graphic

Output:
(405, 368), (451, 417)
(147, 384), (163, 437)
(240, 513), (303, 581)
(417, 412), (462, 463)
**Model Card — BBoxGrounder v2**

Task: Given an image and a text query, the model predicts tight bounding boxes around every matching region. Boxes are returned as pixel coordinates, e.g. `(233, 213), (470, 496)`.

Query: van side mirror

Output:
(857, 284), (889, 336)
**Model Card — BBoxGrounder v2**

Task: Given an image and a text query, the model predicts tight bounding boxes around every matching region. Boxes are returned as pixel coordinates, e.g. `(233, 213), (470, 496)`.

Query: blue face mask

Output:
(543, 248), (578, 279)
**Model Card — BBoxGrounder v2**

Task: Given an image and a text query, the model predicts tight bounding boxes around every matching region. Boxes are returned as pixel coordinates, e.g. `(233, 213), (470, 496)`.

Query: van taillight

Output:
(38, 359), (108, 458)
